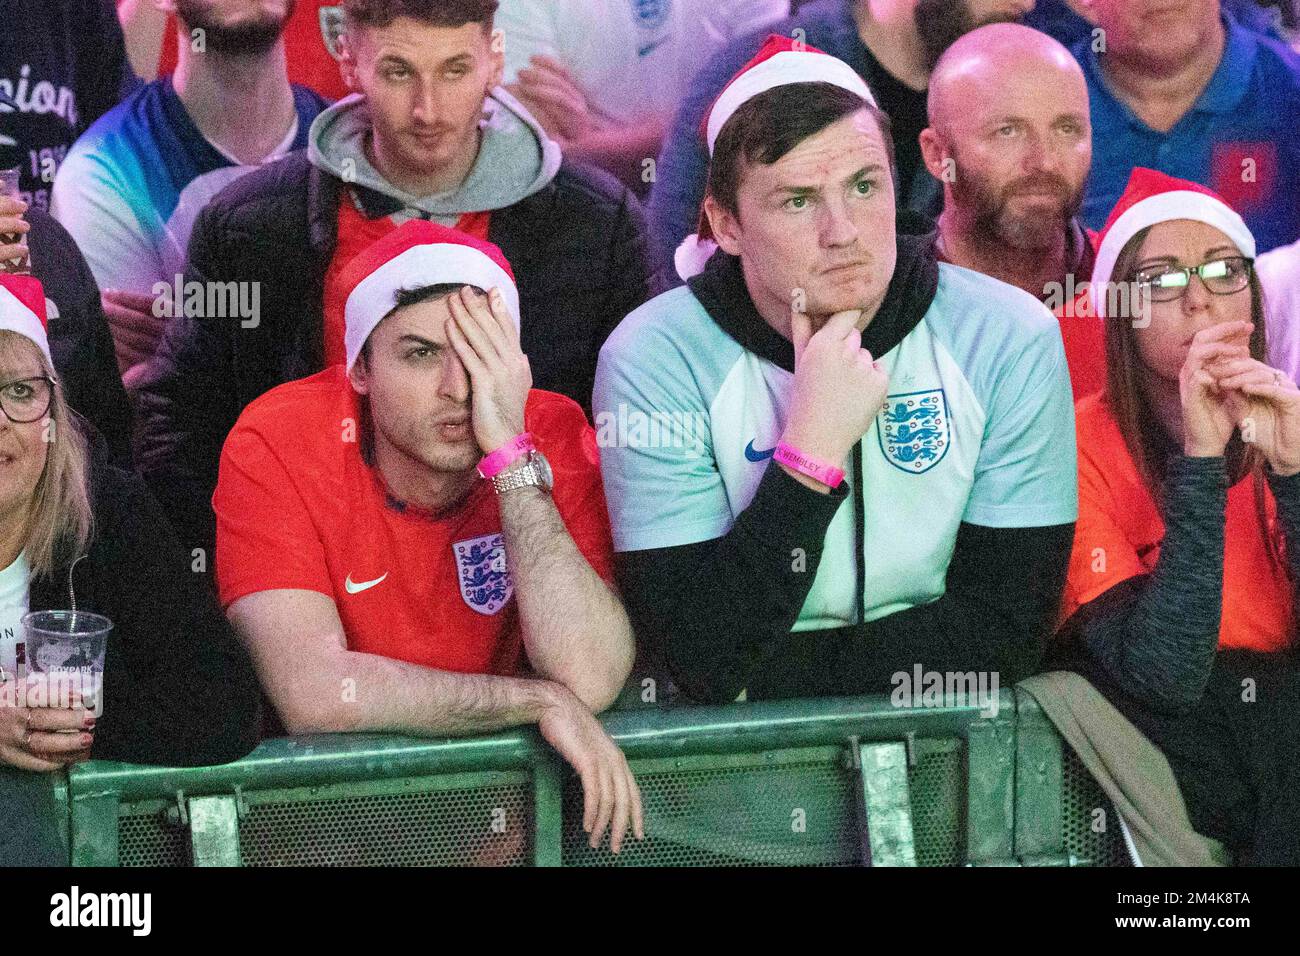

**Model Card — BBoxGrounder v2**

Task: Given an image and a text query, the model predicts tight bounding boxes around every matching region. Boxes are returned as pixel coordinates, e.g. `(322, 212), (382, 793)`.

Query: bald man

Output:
(920, 22), (1105, 399)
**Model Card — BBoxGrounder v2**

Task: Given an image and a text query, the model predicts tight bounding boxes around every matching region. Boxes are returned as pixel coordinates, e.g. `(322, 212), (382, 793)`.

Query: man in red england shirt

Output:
(214, 220), (643, 853)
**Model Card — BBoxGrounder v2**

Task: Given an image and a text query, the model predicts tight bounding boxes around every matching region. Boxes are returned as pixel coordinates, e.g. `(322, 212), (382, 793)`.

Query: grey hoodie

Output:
(307, 86), (563, 224)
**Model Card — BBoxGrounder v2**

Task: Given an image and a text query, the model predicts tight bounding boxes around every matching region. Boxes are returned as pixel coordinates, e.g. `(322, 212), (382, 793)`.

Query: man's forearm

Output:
(566, 119), (666, 192)
(275, 646), (564, 738)
(1075, 457), (1226, 712)
(497, 486), (633, 710)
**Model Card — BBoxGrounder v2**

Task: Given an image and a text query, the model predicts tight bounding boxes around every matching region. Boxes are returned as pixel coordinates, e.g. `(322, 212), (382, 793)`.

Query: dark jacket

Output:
(29, 438), (262, 767)
(26, 209), (133, 466)
(136, 150), (651, 558)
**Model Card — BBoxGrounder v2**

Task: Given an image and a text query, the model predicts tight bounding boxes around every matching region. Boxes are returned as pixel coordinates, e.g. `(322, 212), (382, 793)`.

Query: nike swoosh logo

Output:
(344, 572), (388, 595)
(745, 440), (776, 462)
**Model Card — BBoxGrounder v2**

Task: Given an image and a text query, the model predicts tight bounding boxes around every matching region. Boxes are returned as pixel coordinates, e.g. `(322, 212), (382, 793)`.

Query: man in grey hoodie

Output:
(136, 0), (651, 560)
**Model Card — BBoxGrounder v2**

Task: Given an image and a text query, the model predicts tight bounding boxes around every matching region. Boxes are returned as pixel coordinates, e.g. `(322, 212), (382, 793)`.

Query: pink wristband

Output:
(478, 433), (534, 479)
(774, 441), (845, 489)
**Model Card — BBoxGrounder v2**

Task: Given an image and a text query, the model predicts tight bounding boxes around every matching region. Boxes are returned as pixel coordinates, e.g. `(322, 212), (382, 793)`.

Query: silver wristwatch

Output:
(490, 450), (554, 495)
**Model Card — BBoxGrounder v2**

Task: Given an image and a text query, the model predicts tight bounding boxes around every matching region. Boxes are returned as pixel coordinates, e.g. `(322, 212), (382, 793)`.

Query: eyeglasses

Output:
(1132, 256), (1254, 303)
(0, 376), (54, 423)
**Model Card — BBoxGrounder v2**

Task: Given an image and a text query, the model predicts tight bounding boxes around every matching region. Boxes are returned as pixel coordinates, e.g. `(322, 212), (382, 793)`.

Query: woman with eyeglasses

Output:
(1056, 169), (1300, 865)
(0, 274), (261, 861)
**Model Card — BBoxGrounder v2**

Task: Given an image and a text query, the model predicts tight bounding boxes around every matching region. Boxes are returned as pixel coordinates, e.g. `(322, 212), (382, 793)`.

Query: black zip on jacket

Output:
(27, 208), (133, 467)
(28, 437), (262, 767)
(616, 227), (1075, 704)
(135, 150), (652, 562)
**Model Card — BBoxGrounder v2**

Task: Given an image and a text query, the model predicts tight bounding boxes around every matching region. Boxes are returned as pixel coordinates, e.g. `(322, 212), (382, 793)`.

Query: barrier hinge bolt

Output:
(163, 789), (188, 827)
(843, 735), (862, 770)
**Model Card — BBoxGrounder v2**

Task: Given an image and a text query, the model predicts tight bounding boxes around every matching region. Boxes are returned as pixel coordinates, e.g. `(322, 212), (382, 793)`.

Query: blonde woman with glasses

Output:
(0, 273), (261, 862)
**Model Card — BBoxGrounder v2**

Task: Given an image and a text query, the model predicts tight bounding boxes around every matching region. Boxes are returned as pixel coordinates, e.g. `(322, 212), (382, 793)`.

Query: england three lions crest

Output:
(878, 389), (950, 474)
(454, 534), (513, 615)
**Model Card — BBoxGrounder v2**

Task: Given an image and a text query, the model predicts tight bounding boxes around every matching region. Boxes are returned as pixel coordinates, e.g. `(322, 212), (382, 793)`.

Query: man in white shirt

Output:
(498, 0), (788, 190)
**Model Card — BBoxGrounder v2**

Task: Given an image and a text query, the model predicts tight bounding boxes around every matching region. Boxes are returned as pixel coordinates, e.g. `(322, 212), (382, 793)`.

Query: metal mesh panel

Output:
(908, 738), (965, 867)
(118, 800), (190, 868)
(561, 739), (967, 867)
(239, 775), (533, 866)
(1061, 745), (1132, 867)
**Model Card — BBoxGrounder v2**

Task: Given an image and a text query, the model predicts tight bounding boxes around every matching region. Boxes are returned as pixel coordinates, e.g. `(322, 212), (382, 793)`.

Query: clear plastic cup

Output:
(22, 610), (111, 716)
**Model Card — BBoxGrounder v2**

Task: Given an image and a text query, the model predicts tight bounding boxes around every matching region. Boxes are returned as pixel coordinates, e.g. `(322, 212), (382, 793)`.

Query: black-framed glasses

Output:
(1133, 256), (1254, 303)
(0, 376), (54, 423)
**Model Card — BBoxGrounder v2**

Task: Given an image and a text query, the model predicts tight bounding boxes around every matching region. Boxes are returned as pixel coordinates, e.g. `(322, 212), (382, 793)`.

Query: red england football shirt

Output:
(214, 366), (614, 676)
(158, 1), (350, 101)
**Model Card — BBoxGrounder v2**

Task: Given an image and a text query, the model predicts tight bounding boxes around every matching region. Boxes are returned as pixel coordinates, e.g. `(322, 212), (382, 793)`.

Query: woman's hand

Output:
(1180, 321), (1252, 459)
(1214, 357), (1300, 477)
(0, 194), (31, 269)
(0, 678), (96, 772)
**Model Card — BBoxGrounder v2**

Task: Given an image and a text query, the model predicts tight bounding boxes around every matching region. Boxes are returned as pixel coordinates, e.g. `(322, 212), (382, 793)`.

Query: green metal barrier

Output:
(1014, 689), (1132, 867)
(64, 693), (1006, 866)
(56, 690), (1125, 867)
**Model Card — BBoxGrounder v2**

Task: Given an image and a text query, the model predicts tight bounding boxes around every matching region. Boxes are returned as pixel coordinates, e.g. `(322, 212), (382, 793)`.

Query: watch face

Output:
(534, 451), (554, 492)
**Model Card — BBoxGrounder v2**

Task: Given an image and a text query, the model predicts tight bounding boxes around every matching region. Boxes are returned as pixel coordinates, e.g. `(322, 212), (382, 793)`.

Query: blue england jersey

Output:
(50, 78), (326, 293)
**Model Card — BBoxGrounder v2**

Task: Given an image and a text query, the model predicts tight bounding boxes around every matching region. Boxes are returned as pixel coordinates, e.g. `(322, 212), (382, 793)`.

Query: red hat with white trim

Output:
(1089, 167), (1256, 320)
(702, 34), (876, 154)
(676, 34), (877, 281)
(0, 274), (53, 365)
(340, 219), (519, 373)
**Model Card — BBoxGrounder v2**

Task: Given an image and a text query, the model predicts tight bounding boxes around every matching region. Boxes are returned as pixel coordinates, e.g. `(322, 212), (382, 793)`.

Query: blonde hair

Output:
(0, 332), (93, 579)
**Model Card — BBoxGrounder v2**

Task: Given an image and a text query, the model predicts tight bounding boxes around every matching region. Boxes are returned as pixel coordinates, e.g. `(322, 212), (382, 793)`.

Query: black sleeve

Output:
(591, 188), (652, 409)
(134, 205), (242, 561)
(79, 0), (137, 128)
(772, 520), (1074, 699)
(28, 210), (134, 468)
(1059, 455), (1228, 714)
(616, 462), (1071, 703)
(91, 467), (261, 767)
(616, 464), (850, 703)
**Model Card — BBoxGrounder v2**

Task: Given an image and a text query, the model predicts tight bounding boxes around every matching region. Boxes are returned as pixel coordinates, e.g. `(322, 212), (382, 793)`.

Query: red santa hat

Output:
(1090, 167), (1256, 319)
(703, 34), (876, 154)
(340, 220), (519, 372)
(676, 35), (877, 281)
(0, 274), (53, 366)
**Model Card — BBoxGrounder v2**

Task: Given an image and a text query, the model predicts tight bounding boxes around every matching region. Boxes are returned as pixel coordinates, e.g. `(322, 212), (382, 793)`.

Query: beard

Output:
(175, 0), (295, 57)
(949, 151), (1084, 251)
(915, 0), (1025, 70)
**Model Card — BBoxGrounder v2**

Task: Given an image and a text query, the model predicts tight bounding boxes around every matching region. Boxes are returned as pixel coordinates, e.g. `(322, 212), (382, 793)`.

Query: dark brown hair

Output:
(1103, 226), (1284, 569)
(706, 83), (894, 220)
(358, 283), (485, 367)
(342, 0), (498, 30)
